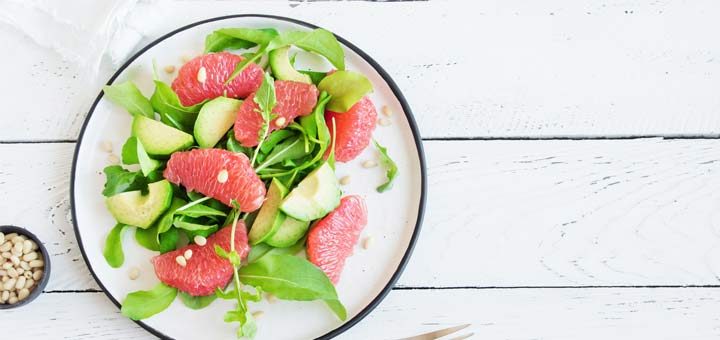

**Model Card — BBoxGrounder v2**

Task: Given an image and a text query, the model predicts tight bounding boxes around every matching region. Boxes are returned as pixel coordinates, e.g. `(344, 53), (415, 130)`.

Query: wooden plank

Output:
(1, 139), (719, 290)
(7, 288), (720, 339)
(4, 1), (720, 141)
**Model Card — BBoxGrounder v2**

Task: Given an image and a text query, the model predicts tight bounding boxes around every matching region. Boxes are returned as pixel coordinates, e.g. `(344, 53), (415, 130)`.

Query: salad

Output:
(99, 25), (398, 338)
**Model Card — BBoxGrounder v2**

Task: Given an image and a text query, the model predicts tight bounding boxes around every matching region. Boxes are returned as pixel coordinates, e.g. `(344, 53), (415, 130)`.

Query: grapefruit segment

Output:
(234, 80), (319, 147)
(324, 96), (377, 162)
(307, 195), (368, 284)
(163, 149), (266, 212)
(151, 224), (249, 296)
(171, 52), (263, 106)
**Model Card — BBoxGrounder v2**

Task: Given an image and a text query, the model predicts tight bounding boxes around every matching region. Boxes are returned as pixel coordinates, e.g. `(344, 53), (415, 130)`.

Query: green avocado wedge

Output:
(105, 180), (173, 229)
(132, 115), (194, 156)
(194, 97), (243, 148)
(269, 46), (312, 84)
(249, 179), (288, 245)
(265, 215), (310, 248)
(280, 162), (341, 221)
(317, 70), (373, 112)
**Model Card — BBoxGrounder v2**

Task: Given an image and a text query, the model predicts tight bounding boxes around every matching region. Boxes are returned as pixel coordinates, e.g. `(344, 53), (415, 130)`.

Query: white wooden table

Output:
(2, 1), (720, 338)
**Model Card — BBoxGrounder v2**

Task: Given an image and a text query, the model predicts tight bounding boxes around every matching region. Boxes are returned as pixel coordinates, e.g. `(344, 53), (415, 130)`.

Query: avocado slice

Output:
(194, 97), (243, 148)
(105, 180), (173, 229)
(132, 115), (194, 156)
(269, 46), (312, 84)
(318, 70), (373, 112)
(265, 214), (310, 248)
(280, 162), (341, 221)
(248, 179), (288, 244)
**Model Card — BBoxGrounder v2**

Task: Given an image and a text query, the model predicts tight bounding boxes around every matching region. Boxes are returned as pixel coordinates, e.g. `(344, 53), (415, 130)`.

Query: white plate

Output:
(71, 15), (426, 340)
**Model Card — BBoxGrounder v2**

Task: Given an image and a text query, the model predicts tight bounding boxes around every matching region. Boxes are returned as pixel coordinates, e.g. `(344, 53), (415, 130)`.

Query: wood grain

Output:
(2, 139), (719, 291)
(6, 288), (720, 339)
(4, 1), (720, 141)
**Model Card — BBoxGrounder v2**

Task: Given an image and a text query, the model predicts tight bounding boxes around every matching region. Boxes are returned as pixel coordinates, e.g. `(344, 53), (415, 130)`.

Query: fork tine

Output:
(447, 333), (474, 340)
(396, 324), (471, 340)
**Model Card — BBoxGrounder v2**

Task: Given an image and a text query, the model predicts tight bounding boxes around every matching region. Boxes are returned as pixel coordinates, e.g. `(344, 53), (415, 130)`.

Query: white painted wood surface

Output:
(2, 0), (720, 339)
(4, 1), (720, 140)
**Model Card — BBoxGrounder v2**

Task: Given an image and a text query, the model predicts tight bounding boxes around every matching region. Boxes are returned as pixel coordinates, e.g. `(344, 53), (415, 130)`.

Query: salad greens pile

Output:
(99, 26), (397, 339)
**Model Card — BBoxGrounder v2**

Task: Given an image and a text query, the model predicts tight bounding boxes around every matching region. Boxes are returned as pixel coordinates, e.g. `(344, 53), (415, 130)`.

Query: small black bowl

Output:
(0, 225), (51, 309)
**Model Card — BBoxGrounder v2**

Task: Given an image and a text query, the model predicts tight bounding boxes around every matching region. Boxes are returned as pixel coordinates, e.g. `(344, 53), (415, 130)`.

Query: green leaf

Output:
(174, 203), (227, 219)
(215, 28), (279, 46)
(173, 217), (217, 232)
(101, 165), (147, 197)
(260, 129), (294, 154)
(268, 29), (345, 70)
(226, 131), (253, 156)
(103, 223), (126, 268)
(318, 70), (373, 112)
(215, 287), (236, 300)
(179, 291), (217, 310)
(250, 72), (277, 165)
(150, 80), (203, 133)
(256, 137), (308, 172)
(299, 70), (328, 85)
(204, 32), (256, 53)
(214, 244), (240, 266)
(225, 46), (266, 85)
(158, 227), (180, 253)
(121, 137), (139, 164)
(103, 81), (154, 118)
(121, 283), (178, 320)
(135, 138), (161, 176)
(325, 299), (347, 321)
(238, 253), (339, 301)
(182, 225), (218, 240)
(373, 139), (398, 193)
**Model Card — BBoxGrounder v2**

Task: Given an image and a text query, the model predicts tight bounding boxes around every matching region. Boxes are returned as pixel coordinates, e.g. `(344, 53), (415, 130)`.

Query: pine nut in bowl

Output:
(0, 225), (51, 309)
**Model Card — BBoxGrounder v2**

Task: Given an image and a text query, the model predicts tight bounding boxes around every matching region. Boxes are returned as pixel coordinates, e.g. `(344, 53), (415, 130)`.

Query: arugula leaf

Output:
(326, 116), (337, 169)
(214, 244), (241, 267)
(299, 70), (328, 85)
(373, 139), (398, 193)
(103, 81), (154, 118)
(182, 225), (219, 240)
(256, 137), (308, 172)
(215, 28), (279, 46)
(121, 137), (139, 164)
(179, 291), (218, 310)
(268, 29), (345, 70)
(224, 309), (257, 338)
(173, 217), (217, 232)
(225, 48), (266, 85)
(102, 165), (147, 197)
(205, 31), (257, 53)
(121, 283), (178, 320)
(260, 129), (294, 154)
(226, 131), (253, 157)
(325, 299), (347, 321)
(150, 80), (203, 133)
(135, 138), (161, 176)
(250, 72), (277, 165)
(174, 203), (227, 218)
(238, 253), (339, 301)
(103, 224), (126, 268)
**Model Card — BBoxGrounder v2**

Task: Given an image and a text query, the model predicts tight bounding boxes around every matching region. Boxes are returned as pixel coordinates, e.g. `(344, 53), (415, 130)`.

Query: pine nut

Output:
(19, 261), (29, 270)
(362, 160), (378, 168)
(2, 262), (12, 270)
(23, 271), (31, 279)
(1, 252), (11, 259)
(252, 311), (264, 319)
(164, 65), (176, 73)
(339, 176), (351, 185)
(1, 291), (8, 302)
(10, 256), (20, 266)
(24, 278), (34, 289)
(382, 105), (393, 117)
(5, 233), (16, 240)
(1, 276), (7, 283)
(100, 140), (113, 153)
(0, 269), (5, 277)
(184, 249), (193, 260)
(176, 255), (187, 267)
(22, 240), (32, 254)
(8, 296), (17, 304)
(197, 66), (207, 83)
(181, 55), (192, 63)
(22, 252), (37, 262)
(362, 236), (374, 250)
(217, 169), (229, 183)
(108, 153), (120, 165)
(266, 293), (277, 304)
(32, 270), (43, 281)
(29, 260), (43, 268)
(11, 236), (24, 245)
(274, 117), (287, 127)
(0, 242), (11, 252)
(3, 278), (16, 290)
(193, 235), (207, 246)
(378, 118), (391, 126)
(16, 268), (23, 275)
(11, 247), (22, 256)
(128, 267), (140, 280)
(0, 232), (4, 245)
(17, 288), (29, 301)
(31, 242), (38, 251)
(13, 242), (23, 252)
(15, 276), (25, 290)
(7, 267), (18, 278)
